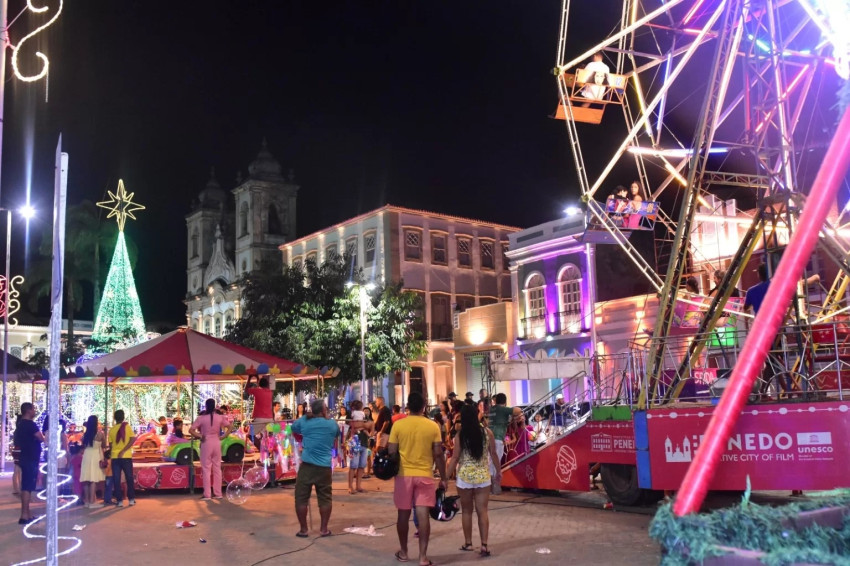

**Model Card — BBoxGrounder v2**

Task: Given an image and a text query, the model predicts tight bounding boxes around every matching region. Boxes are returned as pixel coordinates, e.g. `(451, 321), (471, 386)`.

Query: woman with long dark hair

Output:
(447, 404), (501, 557)
(79, 415), (107, 508)
(189, 398), (232, 500)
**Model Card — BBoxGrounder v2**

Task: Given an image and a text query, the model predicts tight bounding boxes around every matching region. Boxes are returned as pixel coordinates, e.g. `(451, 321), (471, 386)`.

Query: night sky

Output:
(0, 1), (841, 327)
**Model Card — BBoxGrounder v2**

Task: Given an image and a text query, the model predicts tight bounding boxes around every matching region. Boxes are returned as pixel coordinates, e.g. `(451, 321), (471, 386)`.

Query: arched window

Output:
(225, 310), (234, 332)
(191, 228), (199, 258)
(306, 251), (318, 265)
(558, 264), (583, 334)
(268, 204), (282, 235)
(240, 202), (249, 237)
(204, 317), (211, 335)
(214, 315), (222, 338)
(325, 244), (338, 261)
(241, 259), (248, 275)
(523, 273), (547, 339)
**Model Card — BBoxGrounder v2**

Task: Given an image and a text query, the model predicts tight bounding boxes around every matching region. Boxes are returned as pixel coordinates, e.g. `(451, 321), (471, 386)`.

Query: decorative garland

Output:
(650, 487), (850, 565)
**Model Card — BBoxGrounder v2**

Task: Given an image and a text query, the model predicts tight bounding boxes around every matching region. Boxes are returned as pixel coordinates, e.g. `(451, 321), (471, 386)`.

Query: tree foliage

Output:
(226, 257), (427, 385)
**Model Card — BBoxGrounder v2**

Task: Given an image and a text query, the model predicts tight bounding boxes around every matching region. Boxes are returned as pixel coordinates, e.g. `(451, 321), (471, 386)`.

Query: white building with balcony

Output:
(281, 205), (519, 404)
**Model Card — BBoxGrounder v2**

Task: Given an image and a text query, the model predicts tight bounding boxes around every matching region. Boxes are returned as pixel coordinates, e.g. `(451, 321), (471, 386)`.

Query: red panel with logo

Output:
(645, 401), (850, 490)
(500, 421), (636, 491)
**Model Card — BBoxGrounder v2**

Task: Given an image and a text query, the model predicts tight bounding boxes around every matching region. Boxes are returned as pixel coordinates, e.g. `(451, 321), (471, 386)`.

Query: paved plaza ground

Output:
(0, 470), (660, 565)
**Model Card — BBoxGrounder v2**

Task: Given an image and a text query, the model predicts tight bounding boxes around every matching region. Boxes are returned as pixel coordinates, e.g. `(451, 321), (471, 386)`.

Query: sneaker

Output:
(200, 497), (212, 501)
(89, 503), (105, 509)
(129, 500), (136, 506)
(212, 495), (223, 500)
(116, 501), (124, 508)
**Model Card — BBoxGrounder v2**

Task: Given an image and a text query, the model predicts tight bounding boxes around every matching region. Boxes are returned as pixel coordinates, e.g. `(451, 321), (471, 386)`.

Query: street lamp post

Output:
(348, 281), (375, 404)
(1, 204), (34, 474)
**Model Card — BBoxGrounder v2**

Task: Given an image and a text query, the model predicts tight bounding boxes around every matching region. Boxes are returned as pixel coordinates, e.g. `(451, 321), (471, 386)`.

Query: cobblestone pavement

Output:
(0, 471), (660, 565)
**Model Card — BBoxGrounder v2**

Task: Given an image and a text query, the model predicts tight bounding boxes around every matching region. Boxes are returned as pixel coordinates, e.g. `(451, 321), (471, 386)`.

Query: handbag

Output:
(99, 459), (108, 469)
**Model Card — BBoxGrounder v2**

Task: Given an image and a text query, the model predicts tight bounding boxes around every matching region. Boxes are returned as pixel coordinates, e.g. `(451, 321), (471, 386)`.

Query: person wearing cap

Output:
(464, 392), (475, 406)
(552, 393), (569, 433)
(447, 392), (458, 401)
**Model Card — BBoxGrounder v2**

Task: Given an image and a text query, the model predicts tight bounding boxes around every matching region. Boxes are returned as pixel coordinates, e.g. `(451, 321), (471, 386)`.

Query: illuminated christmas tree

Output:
(91, 180), (147, 345)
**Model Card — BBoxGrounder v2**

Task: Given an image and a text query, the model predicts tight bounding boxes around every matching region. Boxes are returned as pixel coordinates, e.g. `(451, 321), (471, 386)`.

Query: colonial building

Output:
(281, 205), (519, 405)
(184, 141), (299, 335)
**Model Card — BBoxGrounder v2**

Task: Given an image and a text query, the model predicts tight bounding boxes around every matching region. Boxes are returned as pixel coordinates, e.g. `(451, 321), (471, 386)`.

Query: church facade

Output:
(184, 141), (298, 335)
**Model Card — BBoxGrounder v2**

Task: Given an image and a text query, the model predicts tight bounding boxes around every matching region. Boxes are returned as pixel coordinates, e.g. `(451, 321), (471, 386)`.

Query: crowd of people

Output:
(10, 385), (558, 565)
(11, 404), (142, 524)
(291, 388), (568, 564)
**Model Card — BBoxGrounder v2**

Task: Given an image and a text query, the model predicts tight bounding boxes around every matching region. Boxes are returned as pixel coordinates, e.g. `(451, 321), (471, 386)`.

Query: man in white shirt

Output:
(582, 52), (610, 100)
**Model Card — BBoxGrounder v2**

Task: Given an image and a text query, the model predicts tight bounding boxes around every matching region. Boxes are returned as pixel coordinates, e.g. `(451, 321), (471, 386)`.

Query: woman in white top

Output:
(79, 415), (107, 508)
(190, 398), (232, 500)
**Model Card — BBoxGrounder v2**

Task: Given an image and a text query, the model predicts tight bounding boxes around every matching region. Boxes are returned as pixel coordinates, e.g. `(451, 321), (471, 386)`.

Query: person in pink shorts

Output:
(388, 392), (447, 566)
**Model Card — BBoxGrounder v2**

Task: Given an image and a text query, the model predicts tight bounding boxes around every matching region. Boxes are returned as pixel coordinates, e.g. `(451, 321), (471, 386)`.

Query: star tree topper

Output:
(97, 179), (145, 231)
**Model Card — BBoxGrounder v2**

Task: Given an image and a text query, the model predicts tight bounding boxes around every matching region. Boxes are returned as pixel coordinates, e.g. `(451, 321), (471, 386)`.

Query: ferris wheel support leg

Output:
(673, 106), (850, 517)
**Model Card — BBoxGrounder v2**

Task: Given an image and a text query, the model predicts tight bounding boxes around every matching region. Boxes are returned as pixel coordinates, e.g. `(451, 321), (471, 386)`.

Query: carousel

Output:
(33, 328), (335, 491)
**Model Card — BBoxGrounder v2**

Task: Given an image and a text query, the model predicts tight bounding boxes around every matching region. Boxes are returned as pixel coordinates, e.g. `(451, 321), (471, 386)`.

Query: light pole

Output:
(348, 281), (375, 404)
(1, 204), (34, 473)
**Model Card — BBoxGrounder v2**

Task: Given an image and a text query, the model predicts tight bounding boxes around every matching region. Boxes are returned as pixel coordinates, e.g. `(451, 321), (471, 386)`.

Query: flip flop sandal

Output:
(460, 543), (475, 551)
(320, 531), (333, 537)
(295, 531), (309, 538)
(394, 551), (409, 562)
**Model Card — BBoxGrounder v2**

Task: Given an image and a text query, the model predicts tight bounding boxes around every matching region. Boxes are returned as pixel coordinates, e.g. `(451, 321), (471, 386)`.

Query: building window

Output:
(501, 242), (510, 270)
(480, 240), (495, 270)
(293, 256), (303, 270)
(523, 273), (546, 339)
(431, 233), (447, 265)
(404, 229), (422, 261)
(306, 251), (318, 265)
(241, 259), (247, 274)
(191, 229), (199, 259)
(268, 205), (282, 235)
(214, 315), (222, 338)
(346, 237), (358, 267)
(11, 347), (21, 359)
(455, 295), (476, 312)
(364, 231), (377, 264)
(457, 237), (472, 268)
(431, 293), (452, 340)
(204, 318), (211, 335)
(325, 244), (338, 261)
(224, 311), (233, 332)
(558, 264), (583, 334)
(411, 290), (427, 339)
(240, 202), (249, 237)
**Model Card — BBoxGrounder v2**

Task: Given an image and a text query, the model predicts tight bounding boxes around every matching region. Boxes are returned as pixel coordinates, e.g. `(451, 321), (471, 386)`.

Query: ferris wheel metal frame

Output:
(553, 0), (849, 405)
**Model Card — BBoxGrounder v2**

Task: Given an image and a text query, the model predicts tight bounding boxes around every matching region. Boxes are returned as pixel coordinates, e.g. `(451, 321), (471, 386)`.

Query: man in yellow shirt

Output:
(388, 392), (447, 566)
(108, 410), (137, 507)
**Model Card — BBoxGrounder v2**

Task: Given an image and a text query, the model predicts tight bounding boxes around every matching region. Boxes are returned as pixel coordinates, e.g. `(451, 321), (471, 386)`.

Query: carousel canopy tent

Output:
(55, 328), (332, 385)
(0, 349), (43, 381)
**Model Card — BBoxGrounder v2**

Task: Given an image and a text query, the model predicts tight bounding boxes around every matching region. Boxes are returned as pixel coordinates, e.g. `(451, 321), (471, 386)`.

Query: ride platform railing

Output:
(629, 322), (848, 405)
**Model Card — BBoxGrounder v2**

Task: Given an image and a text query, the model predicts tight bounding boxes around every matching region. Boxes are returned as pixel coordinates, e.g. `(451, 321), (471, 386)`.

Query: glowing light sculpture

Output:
(10, 0), (64, 84)
(92, 180), (146, 345)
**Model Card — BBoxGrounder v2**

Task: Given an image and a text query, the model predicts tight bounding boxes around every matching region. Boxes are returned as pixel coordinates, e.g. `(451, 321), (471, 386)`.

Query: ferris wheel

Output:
(552, 0), (850, 402)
